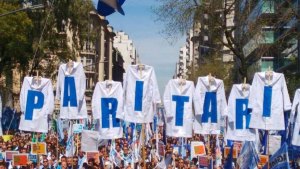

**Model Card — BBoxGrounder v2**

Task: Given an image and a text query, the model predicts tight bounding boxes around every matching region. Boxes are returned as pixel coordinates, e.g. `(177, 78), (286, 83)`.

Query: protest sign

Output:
(12, 154), (28, 166)
(31, 142), (47, 155)
(259, 155), (269, 166)
(198, 156), (210, 167)
(191, 141), (206, 158)
(224, 147), (238, 159)
(2, 135), (13, 142)
(28, 154), (37, 163)
(73, 124), (84, 134)
(269, 135), (281, 155)
(5, 151), (19, 162)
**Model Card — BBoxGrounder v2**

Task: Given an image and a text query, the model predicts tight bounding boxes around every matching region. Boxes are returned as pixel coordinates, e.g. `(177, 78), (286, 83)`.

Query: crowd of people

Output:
(0, 119), (299, 169)
(0, 123), (230, 169)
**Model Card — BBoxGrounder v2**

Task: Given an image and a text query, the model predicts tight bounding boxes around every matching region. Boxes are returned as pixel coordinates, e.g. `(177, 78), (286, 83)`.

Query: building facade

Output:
(239, 0), (300, 76)
(113, 31), (138, 73)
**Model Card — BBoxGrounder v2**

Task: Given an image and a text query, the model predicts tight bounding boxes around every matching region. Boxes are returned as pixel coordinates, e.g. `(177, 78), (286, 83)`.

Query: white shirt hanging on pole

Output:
(248, 72), (291, 130)
(19, 77), (54, 133)
(119, 65), (161, 123)
(226, 84), (256, 141)
(56, 62), (87, 119)
(290, 89), (300, 146)
(163, 79), (195, 138)
(92, 81), (123, 139)
(193, 76), (228, 134)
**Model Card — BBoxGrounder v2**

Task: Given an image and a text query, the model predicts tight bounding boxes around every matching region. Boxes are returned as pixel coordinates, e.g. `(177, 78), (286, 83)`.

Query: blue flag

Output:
(262, 142), (290, 169)
(224, 145), (234, 169)
(237, 141), (259, 169)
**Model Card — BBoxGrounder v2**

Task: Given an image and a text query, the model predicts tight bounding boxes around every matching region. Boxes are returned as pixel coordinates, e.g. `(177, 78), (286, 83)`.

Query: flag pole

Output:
(141, 124), (146, 169)
(137, 63), (147, 169)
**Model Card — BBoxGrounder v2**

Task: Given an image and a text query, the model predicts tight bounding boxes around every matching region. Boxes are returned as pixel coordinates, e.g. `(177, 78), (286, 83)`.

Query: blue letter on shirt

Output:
(263, 86), (272, 117)
(63, 76), (77, 107)
(25, 90), (44, 120)
(236, 99), (250, 129)
(134, 81), (144, 111)
(202, 92), (217, 123)
(172, 95), (189, 126)
(101, 98), (120, 128)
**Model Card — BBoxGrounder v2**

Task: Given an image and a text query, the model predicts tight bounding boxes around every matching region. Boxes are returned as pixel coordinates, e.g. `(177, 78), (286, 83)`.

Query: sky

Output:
(92, 0), (186, 94)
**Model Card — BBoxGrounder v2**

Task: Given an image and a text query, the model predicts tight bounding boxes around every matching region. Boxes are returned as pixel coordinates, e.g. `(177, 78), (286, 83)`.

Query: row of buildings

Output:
(10, 10), (138, 113)
(175, 0), (300, 80)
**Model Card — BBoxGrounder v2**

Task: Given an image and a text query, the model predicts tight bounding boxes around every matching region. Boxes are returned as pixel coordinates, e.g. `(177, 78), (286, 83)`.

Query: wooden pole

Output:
(140, 124), (145, 169)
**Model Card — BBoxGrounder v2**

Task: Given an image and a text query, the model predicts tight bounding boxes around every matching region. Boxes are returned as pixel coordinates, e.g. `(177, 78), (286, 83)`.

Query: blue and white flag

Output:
(66, 122), (75, 157)
(263, 142), (290, 169)
(237, 141), (259, 169)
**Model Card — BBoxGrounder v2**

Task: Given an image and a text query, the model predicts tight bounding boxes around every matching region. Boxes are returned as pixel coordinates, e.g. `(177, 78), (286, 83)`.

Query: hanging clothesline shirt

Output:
(248, 72), (291, 130)
(118, 65), (161, 123)
(226, 84), (256, 141)
(163, 79), (195, 138)
(56, 62), (87, 119)
(193, 76), (228, 134)
(19, 77), (54, 133)
(290, 89), (300, 146)
(92, 81), (123, 139)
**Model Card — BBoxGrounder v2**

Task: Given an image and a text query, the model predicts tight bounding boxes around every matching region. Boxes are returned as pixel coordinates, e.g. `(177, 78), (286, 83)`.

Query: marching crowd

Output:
(0, 124), (226, 169)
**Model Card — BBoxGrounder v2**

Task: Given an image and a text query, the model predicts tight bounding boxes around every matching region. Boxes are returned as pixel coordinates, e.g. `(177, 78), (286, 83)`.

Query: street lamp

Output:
(0, 4), (44, 17)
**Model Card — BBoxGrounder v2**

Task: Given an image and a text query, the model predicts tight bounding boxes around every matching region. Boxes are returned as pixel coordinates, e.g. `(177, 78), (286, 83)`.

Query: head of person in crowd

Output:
(61, 161), (67, 169)
(0, 162), (5, 169)
(123, 146), (130, 156)
(88, 158), (95, 167)
(73, 156), (79, 167)
(42, 158), (49, 169)
(67, 157), (73, 168)
(61, 156), (67, 163)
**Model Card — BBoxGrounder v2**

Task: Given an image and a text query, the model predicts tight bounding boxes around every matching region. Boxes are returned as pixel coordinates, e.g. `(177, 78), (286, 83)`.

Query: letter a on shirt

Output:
(56, 62), (87, 119)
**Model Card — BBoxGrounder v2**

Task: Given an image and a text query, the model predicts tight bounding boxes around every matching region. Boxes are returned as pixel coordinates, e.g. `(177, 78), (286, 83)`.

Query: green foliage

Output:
(153, 0), (196, 41)
(0, 2), (33, 72)
(285, 72), (300, 99)
(190, 57), (234, 92)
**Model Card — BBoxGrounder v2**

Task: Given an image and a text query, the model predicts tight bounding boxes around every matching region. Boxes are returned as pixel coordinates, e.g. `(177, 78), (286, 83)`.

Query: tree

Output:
(28, 0), (95, 77)
(154, 0), (295, 83)
(0, 0), (95, 106)
(0, 2), (33, 106)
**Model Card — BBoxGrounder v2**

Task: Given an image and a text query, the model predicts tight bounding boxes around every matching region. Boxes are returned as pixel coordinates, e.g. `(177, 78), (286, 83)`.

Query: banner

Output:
(191, 141), (206, 158)
(12, 154), (28, 166)
(263, 143), (290, 169)
(5, 151), (19, 162)
(31, 142), (47, 155)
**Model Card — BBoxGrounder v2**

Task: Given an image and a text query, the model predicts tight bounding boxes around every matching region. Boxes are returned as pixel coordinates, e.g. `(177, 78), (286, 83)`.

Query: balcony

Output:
(244, 0), (275, 32)
(243, 29), (275, 57)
